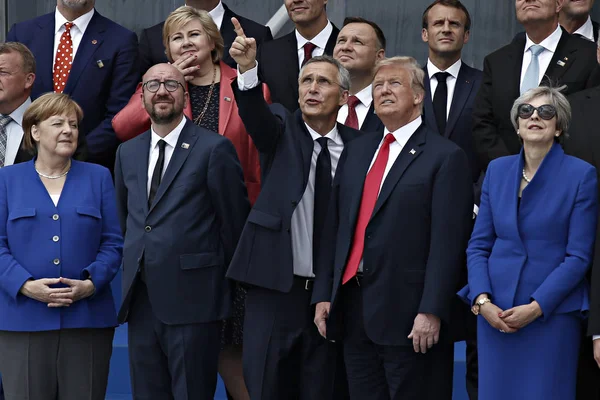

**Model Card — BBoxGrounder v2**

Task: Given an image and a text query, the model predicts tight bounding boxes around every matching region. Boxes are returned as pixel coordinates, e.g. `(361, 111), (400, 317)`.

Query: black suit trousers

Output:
(576, 328), (600, 400)
(341, 280), (454, 400)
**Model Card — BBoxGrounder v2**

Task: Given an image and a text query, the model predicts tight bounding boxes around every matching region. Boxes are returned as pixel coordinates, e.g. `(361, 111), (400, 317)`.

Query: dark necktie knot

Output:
(157, 139), (166, 151)
(432, 72), (449, 134)
(316, 136), (329, 149)
(347, 95), (361, 109)
(435, 72), (449, 83)
(302, 42), (317, 66)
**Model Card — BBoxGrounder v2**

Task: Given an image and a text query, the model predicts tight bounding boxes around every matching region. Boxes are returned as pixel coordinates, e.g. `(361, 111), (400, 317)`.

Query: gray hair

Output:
(373, 56), (426, 111)
(510, 85), (571, 144)
(299, 55), (351, 93)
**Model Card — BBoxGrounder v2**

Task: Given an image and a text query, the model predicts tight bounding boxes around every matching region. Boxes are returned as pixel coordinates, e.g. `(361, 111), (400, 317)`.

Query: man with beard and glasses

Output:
(114, 63), (249, 400)
(560, 0), (598, 42)
(7, 0), (139, 172)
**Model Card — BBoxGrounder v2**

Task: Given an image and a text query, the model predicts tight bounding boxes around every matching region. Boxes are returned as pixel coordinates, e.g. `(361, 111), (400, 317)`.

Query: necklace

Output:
(522, 168), (531, 183)
(36, 160), (71, 179)
(193, 65), (217, 127)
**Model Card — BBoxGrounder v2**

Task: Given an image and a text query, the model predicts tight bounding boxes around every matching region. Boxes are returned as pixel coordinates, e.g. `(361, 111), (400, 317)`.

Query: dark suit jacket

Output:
(257, 24), (339, 112)
(594, 20), (599, 43)
(114, 119), (249, 324)
(360, 103), (384, 133)
(138, 3), (272, 73)
(472, 27), (600, 170)
(313, 123), (473, 345)
(226, 84), (360, 292)
(7, 10), (139, 170)
(567, 86), (600, 336)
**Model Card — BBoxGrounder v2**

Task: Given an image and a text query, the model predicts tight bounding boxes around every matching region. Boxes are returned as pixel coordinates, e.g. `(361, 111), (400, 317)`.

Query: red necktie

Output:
(302, 42), (317, 67)
(342, 133), (396, 284)
(344, 95), (361, 129)
(54, 22), (74, 93)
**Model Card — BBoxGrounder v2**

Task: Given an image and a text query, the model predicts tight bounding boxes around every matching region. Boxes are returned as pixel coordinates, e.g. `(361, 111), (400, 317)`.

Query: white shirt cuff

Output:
(237, 61), (259, 91)
(593, 335), (600, 341)
(473, 204), (479, 219)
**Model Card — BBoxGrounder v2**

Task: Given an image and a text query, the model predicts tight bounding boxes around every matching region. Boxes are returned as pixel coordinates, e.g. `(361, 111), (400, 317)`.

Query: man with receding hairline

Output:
(560, 0), (598, 42)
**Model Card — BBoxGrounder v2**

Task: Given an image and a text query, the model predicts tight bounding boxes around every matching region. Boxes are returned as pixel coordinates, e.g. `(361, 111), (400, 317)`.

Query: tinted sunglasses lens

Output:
(518, 104), (534, 119)
(537, 105), (556, 120)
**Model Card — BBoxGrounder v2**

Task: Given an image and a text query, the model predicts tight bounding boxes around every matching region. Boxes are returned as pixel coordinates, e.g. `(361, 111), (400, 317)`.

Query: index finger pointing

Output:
(231, 17), (246, 38)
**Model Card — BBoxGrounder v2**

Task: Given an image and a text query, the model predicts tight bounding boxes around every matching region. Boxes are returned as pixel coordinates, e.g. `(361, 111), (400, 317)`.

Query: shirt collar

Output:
(55, 6), (95, 34)
(150, 115), (187, 150)
(208, 1), (225, 30)
(573, 16), (594, 42)
(353, 84), (373, 108)
(304, 122), (343, 145)
(525, 24), (562, 54)
(296, 20), (333, 51)
(427, 58), (462, 80)
(384, 116), (422, 148)
(7, 97), (31, 127)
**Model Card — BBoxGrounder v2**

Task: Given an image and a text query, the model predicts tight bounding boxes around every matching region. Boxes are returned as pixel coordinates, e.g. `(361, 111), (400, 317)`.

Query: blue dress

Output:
(459, 144), (598, 400)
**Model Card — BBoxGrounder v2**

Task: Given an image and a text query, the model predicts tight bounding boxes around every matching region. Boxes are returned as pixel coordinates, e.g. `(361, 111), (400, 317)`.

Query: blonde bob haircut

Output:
(22, 93), (83, 153)
(163, 6), (224, 64)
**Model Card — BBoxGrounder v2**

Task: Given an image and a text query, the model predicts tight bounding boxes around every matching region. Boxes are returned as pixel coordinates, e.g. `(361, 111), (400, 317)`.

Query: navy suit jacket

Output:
(114, 119), (249, 325)
(313, 123), (473, 345)
(226, 84), (361, 292)
(360, 103), (384, 133)
(7, 10), (139, 169)
(460, 144), (597, 319)
(0, 160), (123, 331)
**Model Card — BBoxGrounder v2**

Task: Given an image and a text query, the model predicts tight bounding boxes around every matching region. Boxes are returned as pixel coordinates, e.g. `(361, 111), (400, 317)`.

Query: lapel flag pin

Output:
(92, 39), (98, 45)
(181, 143), (190, 149)
(557, 60), (565, 67)
(224, 96), (232, 102)
(409, 149), (416, 155)
(96, 60), (104, 68)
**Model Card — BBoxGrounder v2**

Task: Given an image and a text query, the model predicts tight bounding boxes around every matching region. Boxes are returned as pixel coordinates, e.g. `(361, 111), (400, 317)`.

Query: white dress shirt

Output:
(572, 16), (595, 42)
(337, 84), (373, 129)
(53, 7), (95, 71)
(147, 116), (186, 196)
(427, 58), (462, 120)
(296, 21), (333, 70)
(520, 25), (563, 88)
(207, 1), (225, 30)
(2, 97), (31, 167)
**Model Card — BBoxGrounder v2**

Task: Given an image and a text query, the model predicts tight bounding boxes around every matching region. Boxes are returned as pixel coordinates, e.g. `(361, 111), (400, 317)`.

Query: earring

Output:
(517, 130), (520, 136)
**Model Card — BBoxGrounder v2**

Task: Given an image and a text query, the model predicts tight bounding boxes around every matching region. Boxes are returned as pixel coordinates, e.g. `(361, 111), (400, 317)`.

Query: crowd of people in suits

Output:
(1, 0), (600, 399)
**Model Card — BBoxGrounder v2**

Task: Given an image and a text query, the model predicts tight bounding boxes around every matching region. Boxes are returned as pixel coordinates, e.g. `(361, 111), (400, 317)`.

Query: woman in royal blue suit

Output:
(459, 86), (598, 400)
(0, 93), (123, 400)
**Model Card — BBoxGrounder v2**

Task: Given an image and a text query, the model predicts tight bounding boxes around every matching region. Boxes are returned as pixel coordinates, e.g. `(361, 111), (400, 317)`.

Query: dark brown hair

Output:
(422, 0), (471, 32)
(343, 17), (386, 50)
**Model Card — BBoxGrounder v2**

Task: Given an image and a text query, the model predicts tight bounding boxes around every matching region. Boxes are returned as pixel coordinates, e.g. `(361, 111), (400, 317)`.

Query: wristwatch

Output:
(471, 297), (491, 315)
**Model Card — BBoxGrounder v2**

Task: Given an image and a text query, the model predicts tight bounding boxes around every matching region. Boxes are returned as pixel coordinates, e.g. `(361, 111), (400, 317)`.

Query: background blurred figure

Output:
(0, 92), (123, 400)
(139, 0), (272, 72)
(461, 86), (597, 400)
(7, 0), (139, 170)
(559, 0), (598, 42)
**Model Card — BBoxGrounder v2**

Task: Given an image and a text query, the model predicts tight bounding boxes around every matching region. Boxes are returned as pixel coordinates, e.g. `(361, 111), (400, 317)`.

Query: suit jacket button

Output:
(52, 214), (59, 221)
(145, 226), (152, 232)
(53, 258), (60, 265)
(52, 236), (59, 242)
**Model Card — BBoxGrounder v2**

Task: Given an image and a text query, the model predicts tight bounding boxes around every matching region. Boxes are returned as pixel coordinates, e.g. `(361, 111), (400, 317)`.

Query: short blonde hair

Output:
(163, 6), (224, 64)
(373, 56), (425, 112)
(22, 93), (83, 153)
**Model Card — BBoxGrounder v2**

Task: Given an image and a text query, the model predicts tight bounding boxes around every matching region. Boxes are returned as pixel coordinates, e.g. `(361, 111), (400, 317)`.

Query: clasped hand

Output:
(20, 277), (95, 308)
(480, 300), (542, 332)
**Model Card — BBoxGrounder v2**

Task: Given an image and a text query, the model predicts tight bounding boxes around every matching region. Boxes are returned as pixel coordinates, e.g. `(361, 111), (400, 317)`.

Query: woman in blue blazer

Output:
(0, 93), (123, 400)
(459, 86), (598, 400)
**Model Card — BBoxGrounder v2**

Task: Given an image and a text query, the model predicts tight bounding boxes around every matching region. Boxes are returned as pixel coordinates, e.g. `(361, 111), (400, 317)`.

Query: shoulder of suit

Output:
(95, 12), (136, 36)
(562, 153), (596, 175)
(142, 20), (165, 36)
(233, 14), (270, 37)
(71, 159), (110, 177)
(487, 154), (519, 171)
(186, 120), (228, 144)
(261, 31), (295, 50)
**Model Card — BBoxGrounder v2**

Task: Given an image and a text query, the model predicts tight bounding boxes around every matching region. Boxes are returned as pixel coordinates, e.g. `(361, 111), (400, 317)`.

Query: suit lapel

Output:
(36, 14), (56, 92)
(294, 111), (316, 191)
(422, 66), (438, 134)
(149, 121), (199, 213)
(370, 125), (426, 220)
(543, 29), (577, 84)
(284, 33), (301, 104)
(361, 104), (382, 133)
(324, 24), (339, 55)
(220, 5), (236, 51)
(218, 63), (235, 135)
(508, 35), (526, 102)
(445, 64), (475, 138)
(136, 131), (151, 215)
(64, 11), (105, 94)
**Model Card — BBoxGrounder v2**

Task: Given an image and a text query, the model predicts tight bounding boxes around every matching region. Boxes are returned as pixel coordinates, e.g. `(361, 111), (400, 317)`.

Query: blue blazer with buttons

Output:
(0, 160), (123, 331)
(459, 143), (598, 318)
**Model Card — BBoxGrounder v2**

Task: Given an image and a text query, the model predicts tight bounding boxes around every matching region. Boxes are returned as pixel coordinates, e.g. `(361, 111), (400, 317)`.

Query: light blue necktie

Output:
(520, 44), (545, 95)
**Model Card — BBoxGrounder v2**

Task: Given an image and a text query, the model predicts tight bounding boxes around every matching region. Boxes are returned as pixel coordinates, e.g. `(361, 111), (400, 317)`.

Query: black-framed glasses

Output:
(143, 79), (184, 93)
(517, 103), (557, 120)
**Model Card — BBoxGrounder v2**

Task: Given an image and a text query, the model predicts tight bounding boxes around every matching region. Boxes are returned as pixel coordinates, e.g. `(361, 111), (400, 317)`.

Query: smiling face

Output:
(31, 112), (79, 158)
(373, 64), (423, 129)
(167, 19), (215, 65)
(334, 22), (385, 76)
(285, 0), (328, 26)
(561, 0), (595, 17)
(298, 61), (347, 120)
(516, 0), (564, 25)
(422, 4), (470, 57)
(142, 64), (188, 125)
(517, 95), (561, 145)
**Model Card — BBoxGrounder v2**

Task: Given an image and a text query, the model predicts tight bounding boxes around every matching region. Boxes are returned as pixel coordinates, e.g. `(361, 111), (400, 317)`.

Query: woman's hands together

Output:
(20, 277), (95, 307)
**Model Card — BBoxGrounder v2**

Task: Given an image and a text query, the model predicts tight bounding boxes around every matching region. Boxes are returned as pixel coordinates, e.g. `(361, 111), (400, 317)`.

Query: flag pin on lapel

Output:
(96, 60), (104, 68)
(224, 96), (232, 102)
(557, 60), (565, 67)
(181, 143), (190, 149)
(409, 149), (416, 155)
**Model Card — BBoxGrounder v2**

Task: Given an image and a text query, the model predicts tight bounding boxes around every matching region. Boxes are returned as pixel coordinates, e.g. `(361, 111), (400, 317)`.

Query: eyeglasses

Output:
(143, 79), (184, 93)
(517, 103), (557, 120)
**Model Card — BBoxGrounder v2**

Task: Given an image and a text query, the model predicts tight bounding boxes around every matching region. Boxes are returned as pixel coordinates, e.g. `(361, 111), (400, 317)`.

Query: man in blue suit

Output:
(313, 56), (473, 400)
(420, 1), (482, 398)
(227, 20), (360, 400)
(114, 63), (249, 400)
(7, 0), (139, 170)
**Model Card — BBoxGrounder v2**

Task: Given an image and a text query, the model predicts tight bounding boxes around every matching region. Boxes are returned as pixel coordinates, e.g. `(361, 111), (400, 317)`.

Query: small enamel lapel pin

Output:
(181, 143), (190, 149)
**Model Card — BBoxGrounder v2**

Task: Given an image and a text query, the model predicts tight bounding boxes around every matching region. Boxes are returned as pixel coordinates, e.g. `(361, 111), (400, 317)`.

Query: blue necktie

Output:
(520, 44), (545, 95)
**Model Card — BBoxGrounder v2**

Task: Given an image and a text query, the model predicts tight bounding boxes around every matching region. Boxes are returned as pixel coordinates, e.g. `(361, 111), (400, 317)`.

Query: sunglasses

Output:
(517, 103), (557, 120)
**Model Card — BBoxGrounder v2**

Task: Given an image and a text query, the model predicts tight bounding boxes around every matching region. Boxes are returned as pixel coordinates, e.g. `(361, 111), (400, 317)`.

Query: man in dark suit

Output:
(472, 0), (599, 171)
(421, 2), (482, 396)
(7, 0), (139, 170)
(565, 87), (600, 400)
(560, 0), (598, 42)
(138, 0), (272, 73)
(227, 19), (359, 399)
(313, 56), (473, 400)
(257, 0), (339, 112)
(114, 63), (249, 400)
(333, 17), (385, 133)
